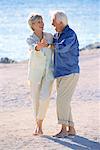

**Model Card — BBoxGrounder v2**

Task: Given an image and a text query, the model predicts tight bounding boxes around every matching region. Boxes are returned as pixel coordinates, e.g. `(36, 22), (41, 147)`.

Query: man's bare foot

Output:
(53, 130), (69, 138)
(68, 126), (76, 136)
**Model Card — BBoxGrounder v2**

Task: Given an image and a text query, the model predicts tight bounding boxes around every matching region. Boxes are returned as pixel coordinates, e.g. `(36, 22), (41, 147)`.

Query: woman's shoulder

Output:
(27, 33), (36, 39)
(27, 33), (38, 45)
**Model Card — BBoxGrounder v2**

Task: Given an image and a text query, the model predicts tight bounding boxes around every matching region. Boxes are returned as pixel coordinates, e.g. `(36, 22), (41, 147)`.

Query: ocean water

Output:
(0, 0), (99, 61)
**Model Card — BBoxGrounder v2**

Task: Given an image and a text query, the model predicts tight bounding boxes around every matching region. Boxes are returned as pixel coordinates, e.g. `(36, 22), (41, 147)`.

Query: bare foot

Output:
(33, 128), (38, 136)
(33, 127), (43, 136)
(53, 131), (69, 138)
(33, 120), (43, 136)
(68, 127), (76, 136)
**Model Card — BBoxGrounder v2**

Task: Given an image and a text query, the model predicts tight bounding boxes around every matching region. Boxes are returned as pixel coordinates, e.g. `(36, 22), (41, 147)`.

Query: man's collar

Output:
(55, 25), (69, 38)
(61, 25), (69, 35)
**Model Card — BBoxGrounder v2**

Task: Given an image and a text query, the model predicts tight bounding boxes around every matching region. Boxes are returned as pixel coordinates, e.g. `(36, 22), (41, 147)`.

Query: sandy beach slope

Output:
(0, 49), (100, 150)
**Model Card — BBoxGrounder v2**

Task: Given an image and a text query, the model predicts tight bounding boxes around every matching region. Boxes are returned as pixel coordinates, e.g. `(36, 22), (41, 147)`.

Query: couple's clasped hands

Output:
(35, 38), (48, 51)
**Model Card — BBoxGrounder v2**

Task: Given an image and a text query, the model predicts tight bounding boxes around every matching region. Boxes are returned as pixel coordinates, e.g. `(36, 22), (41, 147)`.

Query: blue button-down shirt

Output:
(53, 25), (80, 78)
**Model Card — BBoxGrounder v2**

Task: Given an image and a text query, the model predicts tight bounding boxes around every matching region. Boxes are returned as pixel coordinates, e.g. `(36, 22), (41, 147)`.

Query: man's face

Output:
(52, 16), (63, 32)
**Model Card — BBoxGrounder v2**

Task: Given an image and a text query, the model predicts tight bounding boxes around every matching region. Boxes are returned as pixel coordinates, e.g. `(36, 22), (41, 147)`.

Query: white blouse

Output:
(27, 32), (54, 84)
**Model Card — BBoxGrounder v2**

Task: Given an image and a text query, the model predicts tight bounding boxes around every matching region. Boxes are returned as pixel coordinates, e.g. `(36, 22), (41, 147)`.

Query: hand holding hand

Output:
(35, 38), (48, 51)
(41, 38), (48, 47)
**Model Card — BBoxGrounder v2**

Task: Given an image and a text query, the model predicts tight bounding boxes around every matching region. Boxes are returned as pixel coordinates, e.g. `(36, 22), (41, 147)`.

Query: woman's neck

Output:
(34, 31), (43, 40)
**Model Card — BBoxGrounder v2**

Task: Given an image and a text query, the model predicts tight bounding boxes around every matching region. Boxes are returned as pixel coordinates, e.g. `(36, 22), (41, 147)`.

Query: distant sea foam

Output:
(0, 0), (99, 61)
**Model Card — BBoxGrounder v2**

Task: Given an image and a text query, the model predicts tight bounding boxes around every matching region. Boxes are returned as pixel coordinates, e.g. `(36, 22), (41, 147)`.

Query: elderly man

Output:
(52, 11), (80, 138)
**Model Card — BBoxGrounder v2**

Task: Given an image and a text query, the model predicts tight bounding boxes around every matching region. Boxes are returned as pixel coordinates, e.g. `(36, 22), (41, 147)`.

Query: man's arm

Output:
(55, 33), (79, 53)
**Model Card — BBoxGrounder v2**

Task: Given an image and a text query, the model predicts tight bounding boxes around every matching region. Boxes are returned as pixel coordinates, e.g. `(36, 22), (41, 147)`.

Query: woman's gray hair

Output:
(28, 13), (42, 31)
(54, 11), (68, 26)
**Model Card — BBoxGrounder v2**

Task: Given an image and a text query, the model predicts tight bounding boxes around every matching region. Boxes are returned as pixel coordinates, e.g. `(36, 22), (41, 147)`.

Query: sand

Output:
(0, 49), (100, 150)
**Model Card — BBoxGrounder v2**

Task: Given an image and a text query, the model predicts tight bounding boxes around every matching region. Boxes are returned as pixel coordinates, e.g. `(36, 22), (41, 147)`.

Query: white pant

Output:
(30, 76), (53, 120)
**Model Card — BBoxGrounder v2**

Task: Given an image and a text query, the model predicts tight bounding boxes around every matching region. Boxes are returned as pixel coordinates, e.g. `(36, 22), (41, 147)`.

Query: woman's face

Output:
(32, 18), (44, 32)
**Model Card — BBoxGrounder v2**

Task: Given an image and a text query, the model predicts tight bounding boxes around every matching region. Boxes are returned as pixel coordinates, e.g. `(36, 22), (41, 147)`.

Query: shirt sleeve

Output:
(26, 36), (37, 50)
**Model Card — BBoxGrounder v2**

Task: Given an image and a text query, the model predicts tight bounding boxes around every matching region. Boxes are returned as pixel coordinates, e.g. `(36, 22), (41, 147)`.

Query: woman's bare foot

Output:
(33, 120), (43, 136)
(33, 126), (43, 135)
(33, 127), (38, 135)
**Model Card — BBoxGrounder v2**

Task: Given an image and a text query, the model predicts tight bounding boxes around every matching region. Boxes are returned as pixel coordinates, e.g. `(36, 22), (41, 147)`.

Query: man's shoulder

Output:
(67, 27), (77, 37)
(61, 27), (77, 42)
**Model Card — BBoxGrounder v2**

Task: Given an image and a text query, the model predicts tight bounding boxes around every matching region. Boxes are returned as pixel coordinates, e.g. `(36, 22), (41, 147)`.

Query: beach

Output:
(0, 49), (100, 150)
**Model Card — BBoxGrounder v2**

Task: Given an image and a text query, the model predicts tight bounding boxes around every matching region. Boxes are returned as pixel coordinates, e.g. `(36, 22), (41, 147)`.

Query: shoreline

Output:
(0, 42), (100, 64)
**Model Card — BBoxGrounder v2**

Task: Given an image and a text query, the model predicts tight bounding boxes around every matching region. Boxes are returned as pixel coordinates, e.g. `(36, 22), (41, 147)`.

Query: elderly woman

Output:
(27, 13), (54, 135)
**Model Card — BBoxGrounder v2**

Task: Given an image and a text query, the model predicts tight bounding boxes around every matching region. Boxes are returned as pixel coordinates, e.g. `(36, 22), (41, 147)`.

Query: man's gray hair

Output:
(54, 11), (68, 26)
